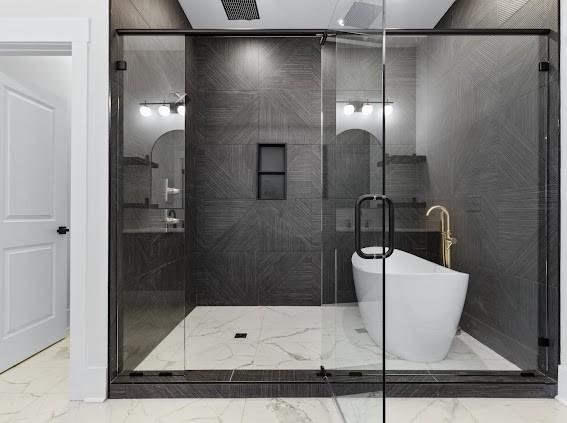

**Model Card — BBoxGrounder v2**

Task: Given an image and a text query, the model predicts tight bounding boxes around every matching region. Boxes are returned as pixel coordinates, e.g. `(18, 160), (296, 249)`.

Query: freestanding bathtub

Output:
(352, 247), (469, 362)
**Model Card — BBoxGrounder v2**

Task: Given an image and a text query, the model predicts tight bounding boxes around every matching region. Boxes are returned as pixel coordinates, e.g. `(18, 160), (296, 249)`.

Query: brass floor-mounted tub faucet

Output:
(426, 205), (457, 268)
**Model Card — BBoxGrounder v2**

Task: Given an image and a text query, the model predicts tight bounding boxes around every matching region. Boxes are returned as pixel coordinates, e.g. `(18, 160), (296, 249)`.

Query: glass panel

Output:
(321, 29), (386, 422)
(183, 36), (323, 374)
(384, 34), (548, 375)
(116, 35), (186, 373)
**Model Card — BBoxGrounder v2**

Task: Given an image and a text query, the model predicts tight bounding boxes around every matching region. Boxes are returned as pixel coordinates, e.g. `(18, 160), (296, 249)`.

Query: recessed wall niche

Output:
(257, 144), (286, 200)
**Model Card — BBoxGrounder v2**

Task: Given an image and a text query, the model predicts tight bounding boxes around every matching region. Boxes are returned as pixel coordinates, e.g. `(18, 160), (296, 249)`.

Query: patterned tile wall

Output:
(417, 0), (559, 372)
(186, 38), (323, 306)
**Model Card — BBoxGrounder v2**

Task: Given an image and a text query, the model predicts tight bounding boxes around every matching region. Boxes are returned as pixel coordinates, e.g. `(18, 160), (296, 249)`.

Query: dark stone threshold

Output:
(109, 369), (557, 399)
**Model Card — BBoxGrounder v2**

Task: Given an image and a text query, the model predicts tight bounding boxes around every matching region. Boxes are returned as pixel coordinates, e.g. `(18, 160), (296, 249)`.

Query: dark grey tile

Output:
(257, 252), (320, 305)
(196, 38), (260, 91)
(195, 252), (258, 306)
(195, 91), (259, 145)
(258, 89), (321, 145)
(193, 144), (256, 199)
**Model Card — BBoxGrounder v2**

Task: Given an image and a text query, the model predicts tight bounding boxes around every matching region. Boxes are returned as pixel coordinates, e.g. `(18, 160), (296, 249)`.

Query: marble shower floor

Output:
(2, 338), (567, 423)
(135, 305), (520, 372)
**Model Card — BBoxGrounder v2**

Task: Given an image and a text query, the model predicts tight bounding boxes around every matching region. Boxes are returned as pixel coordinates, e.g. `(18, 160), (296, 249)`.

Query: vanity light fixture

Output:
(139, 96), (188, 118)
(341, 100), (394, 116)
(158, 103), (171, 117)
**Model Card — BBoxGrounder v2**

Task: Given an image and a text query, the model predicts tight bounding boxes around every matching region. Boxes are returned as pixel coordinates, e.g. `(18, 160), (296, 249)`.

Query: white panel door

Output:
(0, 71), (69, 372)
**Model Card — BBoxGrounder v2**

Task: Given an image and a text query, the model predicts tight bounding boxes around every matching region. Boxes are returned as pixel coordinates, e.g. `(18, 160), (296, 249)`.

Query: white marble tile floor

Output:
(135, 305), (520, 372)
(1, 339), (567, 422)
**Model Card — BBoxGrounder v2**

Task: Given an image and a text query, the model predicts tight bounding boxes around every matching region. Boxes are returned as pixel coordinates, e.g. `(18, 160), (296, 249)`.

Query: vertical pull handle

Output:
(355, 194), (395, 259)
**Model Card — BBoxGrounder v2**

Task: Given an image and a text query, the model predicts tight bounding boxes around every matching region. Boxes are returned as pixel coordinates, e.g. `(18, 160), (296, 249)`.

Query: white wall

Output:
(1, 2), (109, 401)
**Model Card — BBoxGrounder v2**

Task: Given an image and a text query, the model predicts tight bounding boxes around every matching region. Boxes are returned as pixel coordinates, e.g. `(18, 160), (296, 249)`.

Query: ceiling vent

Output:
(221, 0), (260, 21)
(343, 1), (382, 28)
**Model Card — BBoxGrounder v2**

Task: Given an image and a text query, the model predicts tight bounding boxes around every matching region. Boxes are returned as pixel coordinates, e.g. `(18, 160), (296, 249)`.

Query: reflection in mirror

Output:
(150, 129), (185, 210)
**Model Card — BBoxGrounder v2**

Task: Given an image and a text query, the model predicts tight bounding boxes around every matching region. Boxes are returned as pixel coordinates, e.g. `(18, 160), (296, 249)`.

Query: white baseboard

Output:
(74, 365), (107, 402)
(556, 365), (567, 405)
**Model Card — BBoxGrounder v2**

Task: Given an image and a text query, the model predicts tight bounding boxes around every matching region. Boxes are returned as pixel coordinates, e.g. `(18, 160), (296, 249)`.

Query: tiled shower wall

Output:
(416, 0), (559, 371)
(186, 38), (323, 306)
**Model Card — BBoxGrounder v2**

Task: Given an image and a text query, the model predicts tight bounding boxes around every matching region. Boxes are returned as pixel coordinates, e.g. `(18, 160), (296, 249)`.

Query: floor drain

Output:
(355, 328), (368, 334)
(234, 333), (247, 338)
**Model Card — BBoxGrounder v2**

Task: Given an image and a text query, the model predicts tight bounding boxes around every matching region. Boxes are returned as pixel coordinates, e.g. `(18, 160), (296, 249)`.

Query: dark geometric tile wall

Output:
(186, 38), (323, 306)
(416, 0), (559, 372)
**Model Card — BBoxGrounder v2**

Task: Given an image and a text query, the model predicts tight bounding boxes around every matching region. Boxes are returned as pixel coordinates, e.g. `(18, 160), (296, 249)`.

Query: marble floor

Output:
(136, 305), (520, 372)
(2, 338), (567, 422)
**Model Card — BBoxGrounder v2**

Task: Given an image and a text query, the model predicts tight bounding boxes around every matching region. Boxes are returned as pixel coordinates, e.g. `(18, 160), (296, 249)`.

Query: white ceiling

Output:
(179, 0), (456, 30)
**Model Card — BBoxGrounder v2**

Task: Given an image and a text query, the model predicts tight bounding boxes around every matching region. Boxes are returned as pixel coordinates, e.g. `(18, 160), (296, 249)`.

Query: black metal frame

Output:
(109, 27), (558, 400)
(115, 28), (550, 36)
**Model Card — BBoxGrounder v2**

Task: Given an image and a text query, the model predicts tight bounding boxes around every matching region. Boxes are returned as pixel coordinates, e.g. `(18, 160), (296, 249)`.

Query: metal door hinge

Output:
(317, 365), (332, 378)
(539, 61), (550, 72)
(538, 337), (550, 347)
(129, 371), (144, 377)
(57, 226), (70, 235)
(116, 60), (128, 71)
(520, 371), (536, 377)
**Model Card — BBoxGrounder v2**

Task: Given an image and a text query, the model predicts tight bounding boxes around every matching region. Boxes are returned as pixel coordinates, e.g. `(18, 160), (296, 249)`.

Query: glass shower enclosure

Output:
(109, 19), (554, 423)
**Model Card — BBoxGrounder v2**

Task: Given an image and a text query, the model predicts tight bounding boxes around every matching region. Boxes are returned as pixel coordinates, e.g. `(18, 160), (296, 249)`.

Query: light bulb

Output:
(337, 19), (345, 27)
(384, 104), (394, 116)
(158, 104), (171, 117)
(177, 104), (186, 116)
(343, 104), (355, 115)
(139, 104), (152, 117)
(361, 104), (373, 115)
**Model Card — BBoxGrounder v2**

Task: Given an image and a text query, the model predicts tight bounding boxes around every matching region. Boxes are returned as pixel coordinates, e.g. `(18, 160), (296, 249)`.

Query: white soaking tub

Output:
(352, 247), (469, 362)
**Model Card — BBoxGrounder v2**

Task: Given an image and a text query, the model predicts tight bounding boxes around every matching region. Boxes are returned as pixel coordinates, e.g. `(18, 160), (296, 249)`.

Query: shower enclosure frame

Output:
(108, 27), (558, 400)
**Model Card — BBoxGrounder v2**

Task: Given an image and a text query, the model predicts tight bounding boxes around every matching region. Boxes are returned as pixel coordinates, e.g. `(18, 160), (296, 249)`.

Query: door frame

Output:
(0, 18), (92, 401)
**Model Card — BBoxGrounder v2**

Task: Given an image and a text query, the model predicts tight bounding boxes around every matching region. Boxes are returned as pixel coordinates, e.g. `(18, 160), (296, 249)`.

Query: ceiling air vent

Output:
(221, 0), (260, 21)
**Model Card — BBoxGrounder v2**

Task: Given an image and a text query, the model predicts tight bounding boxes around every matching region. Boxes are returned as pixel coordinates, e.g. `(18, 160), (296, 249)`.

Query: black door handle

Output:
(355, 194), (395, 259)
(57, 226), (70, 235)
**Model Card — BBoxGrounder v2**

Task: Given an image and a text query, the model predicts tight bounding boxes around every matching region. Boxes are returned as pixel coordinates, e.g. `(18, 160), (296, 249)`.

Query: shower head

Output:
(342, 1), (383, 28)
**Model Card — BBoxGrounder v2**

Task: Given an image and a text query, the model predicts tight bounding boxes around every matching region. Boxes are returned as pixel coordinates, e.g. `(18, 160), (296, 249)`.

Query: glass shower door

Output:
(321, 28), (389, 422)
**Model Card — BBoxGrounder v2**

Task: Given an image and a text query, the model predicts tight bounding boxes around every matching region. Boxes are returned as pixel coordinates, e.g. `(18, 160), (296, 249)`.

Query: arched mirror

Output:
(150, 129), (185, 209)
